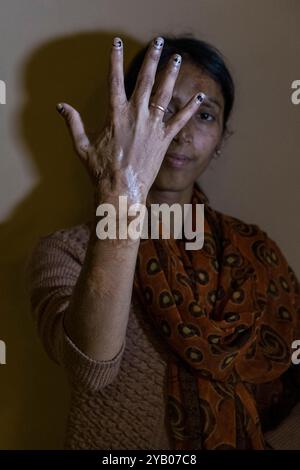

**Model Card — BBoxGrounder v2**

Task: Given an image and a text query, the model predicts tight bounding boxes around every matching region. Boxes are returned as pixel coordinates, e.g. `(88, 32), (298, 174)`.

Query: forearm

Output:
(63, 217), (140, 362)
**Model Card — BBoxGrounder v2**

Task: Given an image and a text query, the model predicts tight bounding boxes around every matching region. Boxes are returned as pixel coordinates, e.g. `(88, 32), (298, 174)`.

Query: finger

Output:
(56, 102), (91, 161)
(149, 53), (182, 118)
(109, 37), (127, 114)
(165, 92), (206, 139)
(130, 36), (164, 106)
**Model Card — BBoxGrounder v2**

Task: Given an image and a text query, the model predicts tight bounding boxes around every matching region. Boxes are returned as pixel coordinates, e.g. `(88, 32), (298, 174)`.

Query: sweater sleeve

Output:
(264, 400), (300, 449)
(26, 228), (126, 392)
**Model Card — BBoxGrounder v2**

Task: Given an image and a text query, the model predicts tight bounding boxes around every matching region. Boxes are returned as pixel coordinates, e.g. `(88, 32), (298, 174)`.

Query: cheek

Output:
(193, 129), (219, 155)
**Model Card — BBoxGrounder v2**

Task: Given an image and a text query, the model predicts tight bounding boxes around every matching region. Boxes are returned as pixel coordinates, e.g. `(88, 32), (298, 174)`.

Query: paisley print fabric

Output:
(133, 183), (300, 449)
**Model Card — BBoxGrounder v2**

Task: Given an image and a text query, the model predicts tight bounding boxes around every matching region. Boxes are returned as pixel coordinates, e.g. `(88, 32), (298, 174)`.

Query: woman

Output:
(28, 35), (300, 450)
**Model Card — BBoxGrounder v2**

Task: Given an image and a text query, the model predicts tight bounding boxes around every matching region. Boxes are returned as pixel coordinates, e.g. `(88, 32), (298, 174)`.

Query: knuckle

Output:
(77, 135), (89, 152)
(136, 74), (154, 93)
(155, 91), (170, 106)
(111, 90), (126, 109)
(65, 109), (75, 125)
(110, 75), (122, 90)
(148, 48), (160, 62)
(76, 144), (90, 161)
(111, 103), (127, 124)
(77, 146), (89, 159)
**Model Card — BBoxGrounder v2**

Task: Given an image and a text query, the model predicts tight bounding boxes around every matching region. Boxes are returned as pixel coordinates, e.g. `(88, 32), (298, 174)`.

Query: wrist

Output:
(91, 201), (146, 246)
(94, 187), (147, 208)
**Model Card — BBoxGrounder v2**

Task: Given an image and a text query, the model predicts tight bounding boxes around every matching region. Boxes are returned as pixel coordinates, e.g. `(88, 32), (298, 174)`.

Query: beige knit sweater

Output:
(27, 221), (300, 450)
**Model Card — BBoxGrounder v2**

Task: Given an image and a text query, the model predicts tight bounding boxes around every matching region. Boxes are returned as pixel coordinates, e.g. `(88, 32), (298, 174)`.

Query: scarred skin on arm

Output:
(63, 222), (140, 361)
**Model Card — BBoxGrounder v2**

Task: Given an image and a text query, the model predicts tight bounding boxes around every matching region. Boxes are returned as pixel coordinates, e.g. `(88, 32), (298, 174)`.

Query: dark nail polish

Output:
(153, 37), (164, 50)
(196, 92), (205, 104)
(113, 37), (123, 48)
(56, 103), (64, 114)
(173, 54), (182, 67)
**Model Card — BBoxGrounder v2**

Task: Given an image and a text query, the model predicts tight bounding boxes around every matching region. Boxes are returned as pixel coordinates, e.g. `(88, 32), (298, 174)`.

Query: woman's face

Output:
(152, 61), (225, 193)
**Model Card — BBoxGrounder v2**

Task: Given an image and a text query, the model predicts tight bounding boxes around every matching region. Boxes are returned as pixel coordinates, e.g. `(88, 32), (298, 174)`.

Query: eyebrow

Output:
(202, 95), (222, 110)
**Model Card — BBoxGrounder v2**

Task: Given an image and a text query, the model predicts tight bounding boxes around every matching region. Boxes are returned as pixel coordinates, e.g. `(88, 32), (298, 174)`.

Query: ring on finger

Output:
(149, 102), (166, 113)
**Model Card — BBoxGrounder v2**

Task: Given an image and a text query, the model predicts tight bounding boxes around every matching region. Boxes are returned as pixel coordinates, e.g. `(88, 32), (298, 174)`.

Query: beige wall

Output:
(0, 0), (299, 449)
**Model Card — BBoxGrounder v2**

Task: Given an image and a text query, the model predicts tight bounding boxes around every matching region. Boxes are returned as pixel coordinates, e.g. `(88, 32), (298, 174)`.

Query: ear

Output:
(222, 125), (235, 143)
(215, 125), (235, 155)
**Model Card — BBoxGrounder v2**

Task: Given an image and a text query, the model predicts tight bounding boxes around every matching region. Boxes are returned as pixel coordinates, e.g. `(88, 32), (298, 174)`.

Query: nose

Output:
(172, 122), (192, 144)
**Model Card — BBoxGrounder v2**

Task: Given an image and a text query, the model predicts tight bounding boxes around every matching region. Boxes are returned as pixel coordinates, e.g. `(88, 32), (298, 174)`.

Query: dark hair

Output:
(124, 35), (235, 135)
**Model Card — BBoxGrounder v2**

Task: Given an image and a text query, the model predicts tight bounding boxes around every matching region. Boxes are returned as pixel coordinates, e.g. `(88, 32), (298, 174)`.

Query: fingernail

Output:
(113, 37), (123, 49)
(153, 37), (164, 50)
(173, 54), (182, 67)
(195, 92), (206, 104)
(56, 103), (64, 114)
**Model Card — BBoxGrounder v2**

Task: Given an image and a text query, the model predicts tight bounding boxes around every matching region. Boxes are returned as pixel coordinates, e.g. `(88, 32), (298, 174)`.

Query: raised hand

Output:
(56, 36), (205, 207)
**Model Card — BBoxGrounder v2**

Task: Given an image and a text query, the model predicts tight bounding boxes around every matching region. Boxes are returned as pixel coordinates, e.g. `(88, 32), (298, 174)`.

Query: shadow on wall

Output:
(0, 31), (141, 449)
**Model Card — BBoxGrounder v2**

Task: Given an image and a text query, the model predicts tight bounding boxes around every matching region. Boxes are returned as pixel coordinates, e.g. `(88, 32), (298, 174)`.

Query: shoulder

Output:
(214, 208), (266, 240)
(27, 221), (93, 281)
(42, 220), (92, 246)
(213, 207), (282, 249)
(32, 220), (92, 259)
(215, 208), (299, 293)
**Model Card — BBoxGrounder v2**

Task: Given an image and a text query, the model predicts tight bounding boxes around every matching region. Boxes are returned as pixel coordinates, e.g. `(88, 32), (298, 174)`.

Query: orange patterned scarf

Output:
(133, 183), (300, 449)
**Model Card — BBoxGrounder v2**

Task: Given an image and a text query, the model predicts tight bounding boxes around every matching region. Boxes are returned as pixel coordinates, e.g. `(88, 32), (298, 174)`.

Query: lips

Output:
(164, 152), (193, 169)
